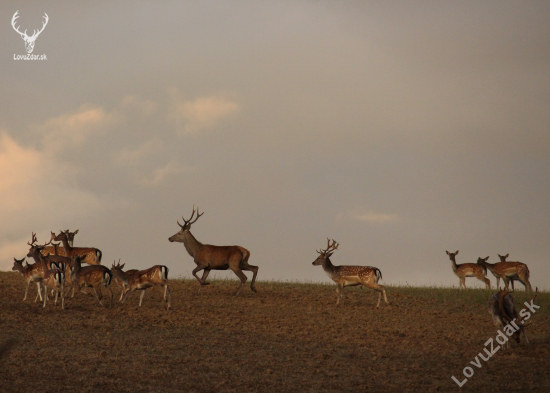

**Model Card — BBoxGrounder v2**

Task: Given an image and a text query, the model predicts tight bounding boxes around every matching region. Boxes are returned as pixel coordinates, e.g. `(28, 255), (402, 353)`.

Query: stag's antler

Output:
(317, 238), (339, 255)
(27, 232), (38, 246)
(178, 205), (204, 228)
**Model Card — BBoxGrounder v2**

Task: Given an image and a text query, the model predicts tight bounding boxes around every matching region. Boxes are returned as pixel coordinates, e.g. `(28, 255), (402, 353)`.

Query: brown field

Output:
(0, 271), (549, 392)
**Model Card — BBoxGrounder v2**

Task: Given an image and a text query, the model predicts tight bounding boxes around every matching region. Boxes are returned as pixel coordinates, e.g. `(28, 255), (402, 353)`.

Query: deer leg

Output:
(230, 268), (248, 296)
(43, 285), (48, 308)
(139, 290), (146, 307)
(477, 275), (491, 290)
(92, 286), (103, 306)
(199, 269), (211, 286)
(192, 266), (207, 293)
(496, 277), (501, 290)
(164, 285), (171, 310)
(23, 281), (30, 301)
(336, 283), (343, 305)
(61, 285), (65, 310)
(34, 282), (43, 302)
(364, 282), (388, 307)
(106, 285), (113, 308)
(510, 279), (515, 291)
(241, 264), (259, 293)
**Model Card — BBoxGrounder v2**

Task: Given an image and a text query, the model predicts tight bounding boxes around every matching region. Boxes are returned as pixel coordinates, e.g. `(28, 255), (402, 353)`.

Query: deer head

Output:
(169, 205), (204, 242)
(11, 11), (49, 54)
(498, 254), (510, 262)
(312, 238), (339, 266)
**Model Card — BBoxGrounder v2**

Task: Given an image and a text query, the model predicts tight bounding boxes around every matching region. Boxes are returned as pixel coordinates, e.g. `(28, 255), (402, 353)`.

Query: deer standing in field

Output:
(488, 254), (532, 293)
(446, 250), (490, 289)
(110, 260), (138, 301)
(168, 206), (258, 296)
(11, 257), (43, 302)
(27, 233), (74, 296)
(37, 252), (66, 309)
(114, 263), (171, 309)
(54, 230), (102, 265)
(70, 255), (113, 307)
(488, 288), (537, 349)
(312, 239), (388, 307)
(40, 230), (78, 258)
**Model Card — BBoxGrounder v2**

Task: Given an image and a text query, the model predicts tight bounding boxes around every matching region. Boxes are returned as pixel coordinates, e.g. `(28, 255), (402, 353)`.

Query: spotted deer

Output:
(116, 264), (171, 309)
(493, 254), (532, 293)
(69, 255), (113, 307)
(110, 260), (138, 301)
(446, 250), (490, 289)
(41, 230), (78, 258)
(54, 230), (102, 265)
(488, 288), (537, 349)
(37, 253), (66, 309)
(168, 206), (258, 296)
(312, 239), (388, 307)
(27, 233), (73, 295)
(11, 257), (43, 302)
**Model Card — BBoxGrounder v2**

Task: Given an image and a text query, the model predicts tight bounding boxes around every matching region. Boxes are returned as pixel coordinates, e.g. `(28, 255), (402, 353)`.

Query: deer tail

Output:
(374, 268), (383, 283)
(160, 265), (169, 281)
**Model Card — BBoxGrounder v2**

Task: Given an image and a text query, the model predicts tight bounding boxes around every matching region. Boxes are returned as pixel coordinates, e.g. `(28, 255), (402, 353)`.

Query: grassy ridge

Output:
(1, 272), (549, 392)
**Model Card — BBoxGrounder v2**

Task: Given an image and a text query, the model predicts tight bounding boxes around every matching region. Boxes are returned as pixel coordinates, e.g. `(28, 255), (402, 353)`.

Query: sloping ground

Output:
(0, 272), (548, 392)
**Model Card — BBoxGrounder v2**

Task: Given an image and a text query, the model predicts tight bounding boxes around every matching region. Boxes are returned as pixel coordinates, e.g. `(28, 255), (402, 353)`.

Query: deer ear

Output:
(74, 229), (79, 235)
(327, 252), (333, 258)
(446, 250), (450, 255)
(485, 256), (489, 261)
(455, 250), (459, 255)
(505, 253), (509, 258)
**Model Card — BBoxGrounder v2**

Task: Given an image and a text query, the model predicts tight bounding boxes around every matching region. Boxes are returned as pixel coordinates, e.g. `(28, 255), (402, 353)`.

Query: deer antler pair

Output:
(317, 238), (339, 255)
(27, 232), (52, 248)
(177, 205), (204, 228)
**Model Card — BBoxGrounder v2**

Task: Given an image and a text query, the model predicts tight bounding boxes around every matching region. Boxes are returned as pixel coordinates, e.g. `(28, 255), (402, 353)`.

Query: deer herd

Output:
(10, 207), (539, 348)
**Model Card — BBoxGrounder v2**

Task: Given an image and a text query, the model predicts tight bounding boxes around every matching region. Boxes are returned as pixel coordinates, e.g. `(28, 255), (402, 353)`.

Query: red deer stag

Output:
(312, 239), (389, 307)
(70, 255), (113, 307)
(110, 260), (138, 301)
(54, 230), (102, 265)
(11, 257), (43, 302)
(446, 250), (490, 289)
(115, 263), (171, 310)
(168, 206), (258, 296)
(488, 288), (538, 349)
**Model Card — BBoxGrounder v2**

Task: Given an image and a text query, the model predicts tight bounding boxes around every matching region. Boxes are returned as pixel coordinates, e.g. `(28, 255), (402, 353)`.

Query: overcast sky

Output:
(1, 1), (549, 290)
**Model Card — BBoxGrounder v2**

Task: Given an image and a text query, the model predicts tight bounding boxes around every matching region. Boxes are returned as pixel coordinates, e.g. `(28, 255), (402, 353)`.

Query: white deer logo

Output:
(11, 11), (49, 54)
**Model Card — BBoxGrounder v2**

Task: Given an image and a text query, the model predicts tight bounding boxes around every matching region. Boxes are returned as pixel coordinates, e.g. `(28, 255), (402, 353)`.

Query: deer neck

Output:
(449, 257), (459, 273)
(182, 231), (203, 258)
(321, 257), (337, 278)
(58, 235), (73, 254)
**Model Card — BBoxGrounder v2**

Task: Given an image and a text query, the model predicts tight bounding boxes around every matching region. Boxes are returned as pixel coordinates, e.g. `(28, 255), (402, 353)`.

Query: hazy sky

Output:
(1, 1), (549, 290)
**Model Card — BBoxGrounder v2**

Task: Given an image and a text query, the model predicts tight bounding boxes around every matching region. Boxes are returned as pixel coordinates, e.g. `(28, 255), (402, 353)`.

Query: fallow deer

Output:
(11, 257), (43, 302)
(110, 260), (138, 301)
(37, 253), (66, 310)
(70, 255), (113, 307)
(312, 239), (389, 307)
(494, 254), (532, 293)
(169, 206), (258, 296)
(488, 288), (537, 349)
(115, 263), (171, 309)
(54, 230), (102, 265)
(40, 230), (78, 258)
(27, 233), (73, 295)
(446, 250), (490, 289)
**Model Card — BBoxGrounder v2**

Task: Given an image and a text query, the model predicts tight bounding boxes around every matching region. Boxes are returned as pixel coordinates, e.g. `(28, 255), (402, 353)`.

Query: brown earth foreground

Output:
(0, 271), (549, 392)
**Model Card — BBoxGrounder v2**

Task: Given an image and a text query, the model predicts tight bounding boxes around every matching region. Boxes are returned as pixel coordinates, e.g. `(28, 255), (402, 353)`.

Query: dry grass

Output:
(1, 272), (549, 392)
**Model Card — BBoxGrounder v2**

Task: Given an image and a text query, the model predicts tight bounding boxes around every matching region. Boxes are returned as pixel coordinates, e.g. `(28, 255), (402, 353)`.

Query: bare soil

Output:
(0, 272), (549, 392)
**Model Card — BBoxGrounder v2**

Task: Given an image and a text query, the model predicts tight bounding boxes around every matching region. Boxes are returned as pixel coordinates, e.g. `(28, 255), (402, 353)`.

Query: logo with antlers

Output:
(11, 11), (49, 54)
